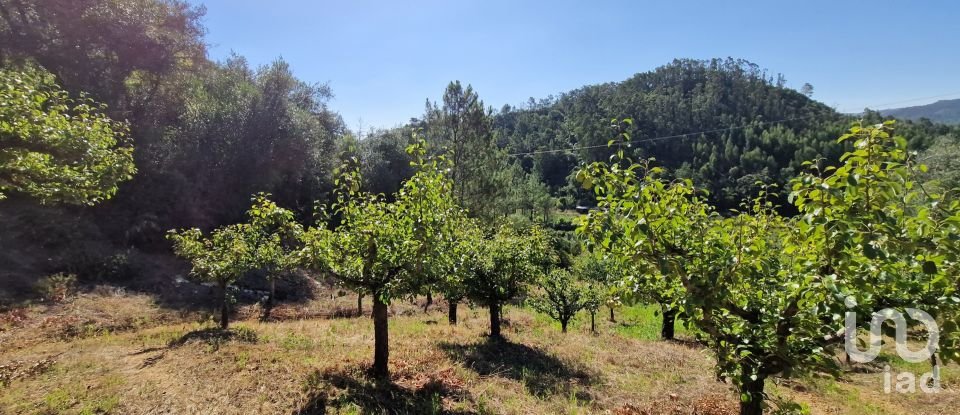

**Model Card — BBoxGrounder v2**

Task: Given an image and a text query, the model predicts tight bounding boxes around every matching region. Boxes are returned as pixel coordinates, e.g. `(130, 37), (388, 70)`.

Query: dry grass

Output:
(1, 291), (958, 414)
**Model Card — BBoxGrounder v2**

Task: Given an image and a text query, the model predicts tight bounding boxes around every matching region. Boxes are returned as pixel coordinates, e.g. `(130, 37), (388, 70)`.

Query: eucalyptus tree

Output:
(167, 224), (253, 329)
(463, 225), (552, 339)
(299, 139), (460, 376)
(0, 65), (136, 205)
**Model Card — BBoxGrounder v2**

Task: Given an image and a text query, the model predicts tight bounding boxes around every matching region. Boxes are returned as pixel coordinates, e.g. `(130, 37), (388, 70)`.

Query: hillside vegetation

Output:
(881, 99), (960, 125)
(5, 2), (960, 415)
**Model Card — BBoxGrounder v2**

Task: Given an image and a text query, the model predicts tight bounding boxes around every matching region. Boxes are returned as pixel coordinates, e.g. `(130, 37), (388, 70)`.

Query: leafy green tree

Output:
(437, 217), (482, 325)
(577, 122), (707, 340)
(0, 65), (136, 205)
(299, 139), (459, 376)
(681, 193), (823, 415)
(581, 120), (960, 414)
(919, 134), (960, 194)
(166, 194), (302, 327)
(790, 121), (960, 363)
(463, 225), (552, 339)
(572, 254), (621, 329)
(419, 81), (513, 218)
(530, 268), (590, 333)
(357, 127), (415, 196)
(167, 224), (252, 329)
(580, 282), (606, 333)
(153, 58), (342, 229)
(0, 0), (206, 108)
(246, 193), (303, 320)
(506, 170), (555, 221)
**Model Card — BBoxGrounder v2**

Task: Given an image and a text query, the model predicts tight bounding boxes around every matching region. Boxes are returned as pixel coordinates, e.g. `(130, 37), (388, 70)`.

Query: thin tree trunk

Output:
(661, 306), (676, 340)
(489, 302), (502, 338)
(423, 291), (433, 313)
(262, 278), (276, 321)
(609, 306), (616, 323)
(372, 296), (389, 377)
(590, 311), (596, 333)
(739, 370), (765, 415)
(218, 281), (229, 330)
(357, 293), (363, 317)
(561, 319), (568, 333)
(448, 300), (458, 325)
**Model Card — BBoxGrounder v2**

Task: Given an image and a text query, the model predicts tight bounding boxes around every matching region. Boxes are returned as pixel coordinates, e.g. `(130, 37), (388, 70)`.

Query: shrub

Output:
(35, 273), (78, 302)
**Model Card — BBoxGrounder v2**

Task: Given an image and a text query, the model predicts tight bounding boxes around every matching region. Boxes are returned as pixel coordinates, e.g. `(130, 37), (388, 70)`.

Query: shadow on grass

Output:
(439, 337), (595, 399)
(295, 366), (476, 415)
(165, 326), (258, 349)
(129, 326), (259, 368)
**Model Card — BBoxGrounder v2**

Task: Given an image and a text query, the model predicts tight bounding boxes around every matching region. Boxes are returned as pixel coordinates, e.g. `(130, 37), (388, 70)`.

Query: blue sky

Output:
(188, 0), (960, 130)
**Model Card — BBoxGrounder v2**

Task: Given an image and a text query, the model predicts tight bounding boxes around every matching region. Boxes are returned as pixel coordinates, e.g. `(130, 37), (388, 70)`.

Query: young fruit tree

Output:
(299, 139), (460, 377)
(0, 65), (135, 205)
(572, 254), (618, 332)
(789, 120), (960, 365)
(577, 128), (708, 341)
(463, 225), (552, 339)
(530, 268), (591, 333)
(245, 193), (303, 320)
(579, 120), (960, 415)
(167, 224), (253, 329)
(438, 218), (482, 325)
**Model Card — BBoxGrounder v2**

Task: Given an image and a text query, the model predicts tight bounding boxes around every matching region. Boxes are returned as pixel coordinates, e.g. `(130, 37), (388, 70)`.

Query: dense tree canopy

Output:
(496, 59), (960, 211)
(0, 0), (207, 109)
(0, 65), (135, 205)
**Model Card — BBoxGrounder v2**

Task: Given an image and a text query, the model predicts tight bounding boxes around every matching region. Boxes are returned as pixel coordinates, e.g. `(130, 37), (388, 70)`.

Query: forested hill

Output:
(880, 98), (960, 125)
(491, 58), (958, 210)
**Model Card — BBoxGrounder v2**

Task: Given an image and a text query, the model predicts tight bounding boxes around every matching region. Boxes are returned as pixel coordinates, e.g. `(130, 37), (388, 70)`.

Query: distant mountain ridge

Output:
(881, 98), (960, 124)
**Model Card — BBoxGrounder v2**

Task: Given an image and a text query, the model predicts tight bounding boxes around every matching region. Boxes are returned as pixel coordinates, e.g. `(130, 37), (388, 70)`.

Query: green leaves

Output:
(462, 224), (552, 307)
(575, 119), (960, 410)
(530, 268), (591, 330)
(167, 224), (254, 286)
(300, 137), (463, 303)
(0, 65), (136, 205)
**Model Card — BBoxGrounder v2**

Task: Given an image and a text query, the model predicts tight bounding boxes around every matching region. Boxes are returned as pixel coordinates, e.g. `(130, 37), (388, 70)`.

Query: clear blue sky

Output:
(188, 0), (960, 130)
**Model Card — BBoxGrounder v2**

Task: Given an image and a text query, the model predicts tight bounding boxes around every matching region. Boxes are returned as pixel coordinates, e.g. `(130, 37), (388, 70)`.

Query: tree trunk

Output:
(448, 300), (458, 325)
(262, 278), (276, 321)
(357, 293), (363, 316)
(372, 296), (389, 377)
(739, 371), (766, 415)
(609, 306), (616, 323)
(561, 319), (568, 333)
(218, 281), (229, 330)
(489, 302), (502, 338)
(423, 291), (433, 313)
(661, 305), (676, 340)
(590, 311), (596, 333)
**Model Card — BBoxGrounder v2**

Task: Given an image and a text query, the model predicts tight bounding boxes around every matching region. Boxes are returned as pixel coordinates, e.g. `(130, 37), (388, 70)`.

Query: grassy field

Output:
(1, 288), (958, 414)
